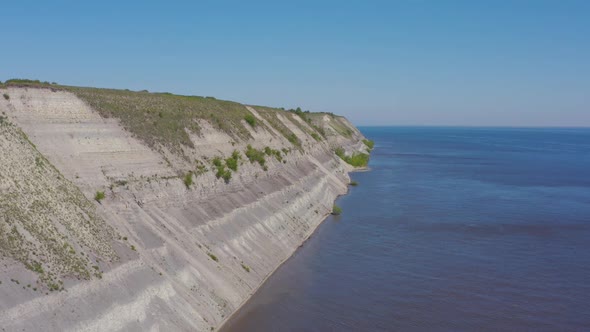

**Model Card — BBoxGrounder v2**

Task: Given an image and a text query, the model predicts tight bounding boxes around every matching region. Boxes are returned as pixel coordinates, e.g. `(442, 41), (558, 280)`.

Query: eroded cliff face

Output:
(0, 85), (368, 331)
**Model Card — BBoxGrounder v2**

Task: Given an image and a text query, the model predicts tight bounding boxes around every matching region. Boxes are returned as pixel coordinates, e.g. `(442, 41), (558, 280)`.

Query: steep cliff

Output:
(0, 82), (370, 331)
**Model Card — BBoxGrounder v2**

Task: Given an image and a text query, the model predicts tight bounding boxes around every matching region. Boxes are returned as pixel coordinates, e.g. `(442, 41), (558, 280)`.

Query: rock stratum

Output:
(0, 81), (370, 331)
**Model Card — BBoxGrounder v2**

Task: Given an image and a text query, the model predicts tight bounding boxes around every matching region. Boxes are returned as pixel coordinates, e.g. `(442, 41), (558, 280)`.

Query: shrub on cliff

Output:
(335, 147), (370, 167)
(215, 164), (232, 182)
(348, 153), (370, 167)
(363, 139), (375, 150)
(94, 191), (105, 203)
(210, 156), (232, 182)
(184, 172), (193, 188)
(263, 146), (283, 162)
(225, 150), (240, 172)
(3, 93), (9, 100)
(212, 157), (223, 167)
(332, 205), (342, 215)
(287, 133), (299, 146)
(244, 114), (256, 127)
(245, 145), (266, 167)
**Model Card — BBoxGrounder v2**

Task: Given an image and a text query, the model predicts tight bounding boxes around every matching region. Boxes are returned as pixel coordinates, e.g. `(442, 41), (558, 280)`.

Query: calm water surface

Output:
(223, 127), (590, 332)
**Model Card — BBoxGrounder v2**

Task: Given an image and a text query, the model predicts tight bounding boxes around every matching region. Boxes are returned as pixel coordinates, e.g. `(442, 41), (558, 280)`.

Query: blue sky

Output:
(1, 1), (588, 126)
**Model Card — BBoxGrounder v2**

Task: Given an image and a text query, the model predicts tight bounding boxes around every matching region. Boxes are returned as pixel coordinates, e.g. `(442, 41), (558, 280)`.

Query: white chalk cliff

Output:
(0, 84), (369, 331)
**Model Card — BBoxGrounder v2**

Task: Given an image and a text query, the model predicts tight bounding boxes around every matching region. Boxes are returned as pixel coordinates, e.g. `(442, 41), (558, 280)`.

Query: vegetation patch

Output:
(215, 164), (232, 182)
(67, 86), (256, 152)
(184, 172), (193, 188)
(1, 80), (345, 158)
(287, 133), (300, 146)
(335, 147), (370, 167)
(245, 145), (266, 167)
(263, 146), (283, 162)
(207, 253), (218, 262)
(332, 205), (343, 215)
(212, 157), (232, 182)
(349, 181), (358, 186)
(363, 139), (375, 150)
(329, 120), (354, 138)
(225, 150), (241, 171)
(241, 263), (250, 272)
(194, 161), (208, 176)
(251, 106), (303, 148)
(94, 191), (105, 202)
(244, 113), (257, 127)
(3, 93), (9, 100)
(312, 125), (326, 138)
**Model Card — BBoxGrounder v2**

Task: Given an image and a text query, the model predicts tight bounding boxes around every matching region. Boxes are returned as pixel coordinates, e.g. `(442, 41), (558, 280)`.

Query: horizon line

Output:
(356, 124), (590, 129)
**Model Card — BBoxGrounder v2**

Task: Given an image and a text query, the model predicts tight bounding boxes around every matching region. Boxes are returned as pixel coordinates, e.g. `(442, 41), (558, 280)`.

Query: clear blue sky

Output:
(1, 1), (588, 126)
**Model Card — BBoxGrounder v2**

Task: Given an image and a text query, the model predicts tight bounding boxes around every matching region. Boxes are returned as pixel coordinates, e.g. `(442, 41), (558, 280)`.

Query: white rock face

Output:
(0, 87), (366, 331)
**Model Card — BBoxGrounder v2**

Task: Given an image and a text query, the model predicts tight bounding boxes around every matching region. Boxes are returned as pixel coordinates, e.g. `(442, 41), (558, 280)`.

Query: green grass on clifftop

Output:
(1, 79), (360, 155)
(1, 79), (257, 153)
(69, 87), (254, 152)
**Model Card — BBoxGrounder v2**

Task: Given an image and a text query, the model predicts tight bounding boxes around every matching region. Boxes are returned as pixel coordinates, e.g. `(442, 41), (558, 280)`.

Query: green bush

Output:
(231, 149), (241, 161)
(94, 191), (105, 202)
(335, 147), (370, 167)
(215, 164), (232, 182)
(27, 261), (44, 274)
(2, 93), (9, 100)
(211, 155), (233, 182)
(241, 263), (250, 272)
(348, 153), (370, 167)
(208, 253), (218, 262)
(244, 114), (256, 127)
(245, 145), (266, 167)
(311, 132), (322, 141)
(184, 172), (193, 188)
(5, 79), (43, 84)
(263, 146), (283, 161)
(332, 205), (342, 215)
(363, 139), (375, 150)
(225, 150), (240, 171)
(287, 133), (299, 146)
(212, 157), (223, 167)
(349, 181), (358, 186)
(272, 149), (282, 162)
(195, 164), (207, 175)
